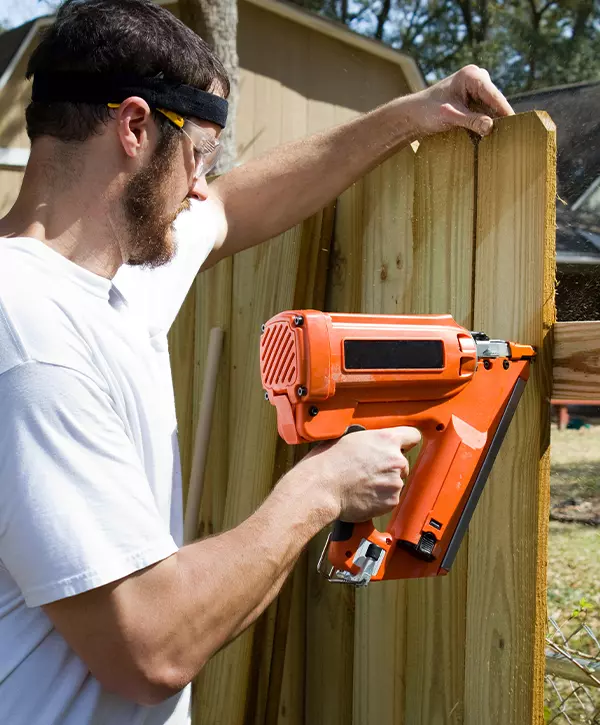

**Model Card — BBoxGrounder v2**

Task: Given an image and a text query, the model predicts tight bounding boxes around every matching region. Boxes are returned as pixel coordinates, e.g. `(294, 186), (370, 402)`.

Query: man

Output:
(0, 0), (514, 723)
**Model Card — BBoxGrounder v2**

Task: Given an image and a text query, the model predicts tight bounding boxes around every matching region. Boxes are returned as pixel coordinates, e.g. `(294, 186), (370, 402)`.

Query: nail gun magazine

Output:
(259, 310), (535, 587)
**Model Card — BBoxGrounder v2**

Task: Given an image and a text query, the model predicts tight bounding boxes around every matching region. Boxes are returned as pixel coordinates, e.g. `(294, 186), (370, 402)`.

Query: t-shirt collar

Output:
(6, 237), (114, 300)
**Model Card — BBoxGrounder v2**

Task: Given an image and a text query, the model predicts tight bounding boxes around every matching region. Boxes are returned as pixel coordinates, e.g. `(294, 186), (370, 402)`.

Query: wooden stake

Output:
(184, 326), (224, 544)
(168, 285), (197, 492)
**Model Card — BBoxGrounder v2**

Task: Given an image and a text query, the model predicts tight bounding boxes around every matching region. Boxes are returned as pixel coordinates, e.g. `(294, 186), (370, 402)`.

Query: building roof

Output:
(511, 81), (600, 205)
(0, 21), (35, 79)
(0, 19), (41, 88)
(512, 81), (600, 267)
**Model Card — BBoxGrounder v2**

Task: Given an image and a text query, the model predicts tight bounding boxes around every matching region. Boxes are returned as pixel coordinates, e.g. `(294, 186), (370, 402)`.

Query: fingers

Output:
(391, 425), (421, 452)
(440, 100), (494, 137)
(462, 65), (514, 118)
(397, 454), (410, 481)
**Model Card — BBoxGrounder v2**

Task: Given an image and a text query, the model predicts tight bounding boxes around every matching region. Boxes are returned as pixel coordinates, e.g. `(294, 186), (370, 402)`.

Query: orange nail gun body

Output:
(260, 311), (535, 586)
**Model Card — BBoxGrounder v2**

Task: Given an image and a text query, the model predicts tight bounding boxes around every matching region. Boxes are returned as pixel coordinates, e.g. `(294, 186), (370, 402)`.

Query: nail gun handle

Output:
(322, 425), (392, 580)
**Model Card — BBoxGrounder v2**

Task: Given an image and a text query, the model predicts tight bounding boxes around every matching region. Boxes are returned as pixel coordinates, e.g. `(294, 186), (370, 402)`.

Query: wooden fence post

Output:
(465, 111), (556, 724)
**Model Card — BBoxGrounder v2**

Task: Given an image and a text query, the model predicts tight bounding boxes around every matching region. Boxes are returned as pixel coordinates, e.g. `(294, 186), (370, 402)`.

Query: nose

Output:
(189, 175), (210, 201)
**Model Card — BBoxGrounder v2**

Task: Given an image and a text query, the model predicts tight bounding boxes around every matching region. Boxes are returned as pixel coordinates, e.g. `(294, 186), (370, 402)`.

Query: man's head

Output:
(25, 0), (229, 268)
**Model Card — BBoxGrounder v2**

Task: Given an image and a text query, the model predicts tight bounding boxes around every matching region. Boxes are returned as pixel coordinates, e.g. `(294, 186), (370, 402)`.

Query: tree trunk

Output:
(178, 0), (239, 172)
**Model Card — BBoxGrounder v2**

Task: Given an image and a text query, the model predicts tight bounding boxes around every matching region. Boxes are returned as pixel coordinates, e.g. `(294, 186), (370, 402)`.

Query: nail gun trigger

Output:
(317, 535), (386, 587)
(343, 424), (366, 436)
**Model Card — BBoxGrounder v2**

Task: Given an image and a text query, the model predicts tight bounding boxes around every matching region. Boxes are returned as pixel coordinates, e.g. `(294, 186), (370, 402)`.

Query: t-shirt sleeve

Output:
(0, 361), (178, 608)
(112, 197), (224, 334)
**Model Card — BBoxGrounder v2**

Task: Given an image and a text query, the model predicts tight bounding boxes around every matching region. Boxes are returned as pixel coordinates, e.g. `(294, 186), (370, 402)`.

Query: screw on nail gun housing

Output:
(259, 310), (535, 587)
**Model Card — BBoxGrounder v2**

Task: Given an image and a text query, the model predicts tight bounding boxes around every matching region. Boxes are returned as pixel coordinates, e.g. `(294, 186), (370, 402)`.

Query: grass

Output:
(547, 522), (600, 618)
(550, 426), (600, 519)
(548, 425), (600, 607)
(545, 425), (600, 723)
(548, 425), (600, 641)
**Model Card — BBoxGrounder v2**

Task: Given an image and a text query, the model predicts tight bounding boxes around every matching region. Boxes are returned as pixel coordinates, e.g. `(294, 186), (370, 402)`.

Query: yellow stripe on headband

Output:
(107, 103), (185, 128)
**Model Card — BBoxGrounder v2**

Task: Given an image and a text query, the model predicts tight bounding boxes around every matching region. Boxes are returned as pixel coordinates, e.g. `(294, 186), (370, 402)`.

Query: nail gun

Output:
(259, 311), (536, 586)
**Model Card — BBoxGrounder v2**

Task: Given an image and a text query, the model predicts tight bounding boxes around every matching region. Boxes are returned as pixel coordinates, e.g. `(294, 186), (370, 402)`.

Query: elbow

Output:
(127, 665), (190, 706)
(93, 657), (200, 706)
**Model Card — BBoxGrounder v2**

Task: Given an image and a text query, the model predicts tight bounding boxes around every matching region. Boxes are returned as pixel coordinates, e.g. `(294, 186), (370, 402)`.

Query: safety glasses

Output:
(108, 104), (222, 178)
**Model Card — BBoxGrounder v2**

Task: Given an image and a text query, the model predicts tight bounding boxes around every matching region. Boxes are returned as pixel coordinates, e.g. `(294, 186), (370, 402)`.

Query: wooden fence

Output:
(169, 111), (565, 724)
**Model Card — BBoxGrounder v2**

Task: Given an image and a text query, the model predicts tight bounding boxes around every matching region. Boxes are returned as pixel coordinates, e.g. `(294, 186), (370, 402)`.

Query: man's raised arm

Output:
(203, 65), (514, 268)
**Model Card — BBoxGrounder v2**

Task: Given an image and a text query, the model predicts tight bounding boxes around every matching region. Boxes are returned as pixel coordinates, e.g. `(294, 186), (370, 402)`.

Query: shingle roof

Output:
(511, 81), (600, 205)
(0, 20), (36, 81)
(512, 82), (600, 265)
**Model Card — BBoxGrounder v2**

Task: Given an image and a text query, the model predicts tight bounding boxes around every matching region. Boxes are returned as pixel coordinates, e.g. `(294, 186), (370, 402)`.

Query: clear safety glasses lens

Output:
(182, 121), (222, 178)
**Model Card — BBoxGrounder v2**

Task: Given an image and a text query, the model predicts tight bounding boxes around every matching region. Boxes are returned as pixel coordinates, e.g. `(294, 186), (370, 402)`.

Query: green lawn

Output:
(545, 426), (600, 723)
(548, 426), (600, 624)
(548, 425), (600, 639)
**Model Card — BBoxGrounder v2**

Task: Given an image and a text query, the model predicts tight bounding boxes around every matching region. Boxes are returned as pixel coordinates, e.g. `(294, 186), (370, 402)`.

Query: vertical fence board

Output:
(320, 148), (416, 725)
(196, 208), (334, 725)
(465, 112), (556, 724)
(189, 258), (233, 724)
(353, 149), (416, 725)
(258, 207), (334, 725)
(403, 129), (476, 725)
(304, 189), (372, 725)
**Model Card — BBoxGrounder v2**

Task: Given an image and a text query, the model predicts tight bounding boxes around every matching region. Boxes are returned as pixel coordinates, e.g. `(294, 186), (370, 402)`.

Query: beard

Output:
(123, 130), (190, 268)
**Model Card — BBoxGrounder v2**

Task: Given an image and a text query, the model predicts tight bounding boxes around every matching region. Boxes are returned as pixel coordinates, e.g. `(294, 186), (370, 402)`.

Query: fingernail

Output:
(479, 117), (493, 135)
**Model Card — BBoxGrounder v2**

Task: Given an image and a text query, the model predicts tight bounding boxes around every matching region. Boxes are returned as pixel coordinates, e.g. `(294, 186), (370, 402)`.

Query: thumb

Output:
(444, 103), (494, 136)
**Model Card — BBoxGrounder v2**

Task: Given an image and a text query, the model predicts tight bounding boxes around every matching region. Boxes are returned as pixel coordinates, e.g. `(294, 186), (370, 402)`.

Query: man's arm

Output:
(42, 427), (421, 706)
(203, 65), (514, 268)
(44, 471), (328, 706)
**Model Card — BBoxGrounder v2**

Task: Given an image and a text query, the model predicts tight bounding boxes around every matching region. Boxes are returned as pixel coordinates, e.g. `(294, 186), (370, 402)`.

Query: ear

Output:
(112, 97), (153, 159)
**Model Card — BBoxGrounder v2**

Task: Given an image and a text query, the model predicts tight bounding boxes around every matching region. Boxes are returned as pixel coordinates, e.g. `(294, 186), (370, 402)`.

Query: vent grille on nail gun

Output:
(260, 321), (297, 388)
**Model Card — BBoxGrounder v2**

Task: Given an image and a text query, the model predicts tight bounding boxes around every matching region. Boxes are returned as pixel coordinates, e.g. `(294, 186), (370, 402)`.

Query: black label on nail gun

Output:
(344, 339), (444, 370)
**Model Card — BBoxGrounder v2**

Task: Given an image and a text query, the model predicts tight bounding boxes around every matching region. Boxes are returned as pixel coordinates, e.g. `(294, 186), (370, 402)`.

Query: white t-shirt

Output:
(0, 199), (221, 725)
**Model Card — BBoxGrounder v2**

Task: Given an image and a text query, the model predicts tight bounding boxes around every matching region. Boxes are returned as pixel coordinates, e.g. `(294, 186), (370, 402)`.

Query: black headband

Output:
(31, 72), (228, 128)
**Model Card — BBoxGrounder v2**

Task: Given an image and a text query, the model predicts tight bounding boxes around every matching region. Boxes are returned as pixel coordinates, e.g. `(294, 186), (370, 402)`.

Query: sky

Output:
(1, 0), (57, 30)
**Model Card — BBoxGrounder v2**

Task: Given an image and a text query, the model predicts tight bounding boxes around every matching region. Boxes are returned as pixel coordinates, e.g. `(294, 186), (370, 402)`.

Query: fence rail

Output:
(553, 321), (600, 401)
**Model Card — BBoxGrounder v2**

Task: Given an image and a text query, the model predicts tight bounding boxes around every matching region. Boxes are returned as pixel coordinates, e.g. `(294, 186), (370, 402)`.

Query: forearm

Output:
(210, 92), (427, 259)
(126, 472), (335, 696)
(225, 552), (302, 645)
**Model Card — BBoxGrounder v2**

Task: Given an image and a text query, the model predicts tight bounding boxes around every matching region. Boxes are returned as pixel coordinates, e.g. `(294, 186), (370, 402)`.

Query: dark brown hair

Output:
(25, 0), (229, 142)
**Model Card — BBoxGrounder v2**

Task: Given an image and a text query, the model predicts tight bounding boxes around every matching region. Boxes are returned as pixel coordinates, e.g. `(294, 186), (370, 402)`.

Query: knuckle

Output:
(464, 63), (481, 76)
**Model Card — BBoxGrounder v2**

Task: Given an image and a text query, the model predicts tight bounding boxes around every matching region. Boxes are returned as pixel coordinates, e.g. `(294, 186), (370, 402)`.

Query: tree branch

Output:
(375, 0), (392, 40)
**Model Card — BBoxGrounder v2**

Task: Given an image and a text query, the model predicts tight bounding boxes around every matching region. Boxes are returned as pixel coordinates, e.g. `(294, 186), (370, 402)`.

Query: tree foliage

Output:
(289, 0), (600, 93)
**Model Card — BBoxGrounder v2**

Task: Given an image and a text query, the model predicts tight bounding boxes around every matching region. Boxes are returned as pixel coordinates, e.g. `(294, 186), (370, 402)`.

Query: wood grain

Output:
(404, 129), (476, 725)
(552, 321), (600, 400)
(190, 260), (233, 725)
(168, 285), (197, 494)
(196, 208), (333, 725)
(345, 148), (416, 725)
(304, 177), (379, 725)
(466, 111), (556, 725)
